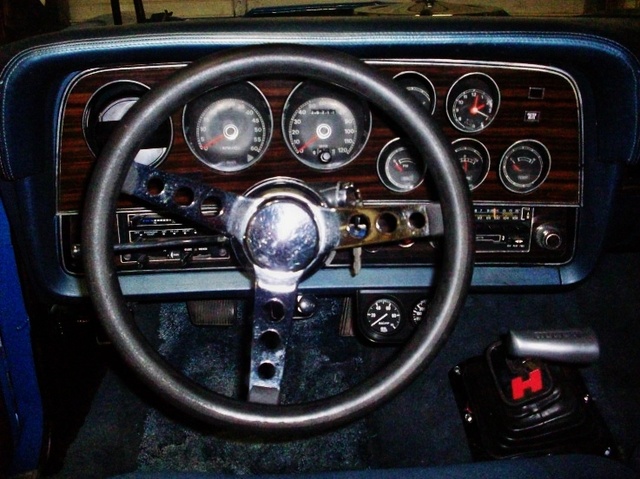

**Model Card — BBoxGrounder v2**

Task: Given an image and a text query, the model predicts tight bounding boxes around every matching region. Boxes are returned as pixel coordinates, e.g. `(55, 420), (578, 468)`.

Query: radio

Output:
(115, 211), (232, 270)
(474, 206), (533, 253)
(59, 203), (575, 274)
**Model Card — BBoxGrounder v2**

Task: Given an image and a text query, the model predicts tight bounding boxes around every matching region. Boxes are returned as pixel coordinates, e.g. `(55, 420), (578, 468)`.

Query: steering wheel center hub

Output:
(245, 200), (319, 272)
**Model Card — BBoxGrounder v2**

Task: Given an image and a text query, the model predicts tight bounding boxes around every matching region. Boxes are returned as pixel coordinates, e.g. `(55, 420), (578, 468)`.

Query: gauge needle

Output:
(510, 158), (522, 172)
(393, 160), (404, 172)
(297, 134), (319, 154)
(201, 134), (225, 150)
(470, 95), (487, 116)
(370, 313), (389, 327)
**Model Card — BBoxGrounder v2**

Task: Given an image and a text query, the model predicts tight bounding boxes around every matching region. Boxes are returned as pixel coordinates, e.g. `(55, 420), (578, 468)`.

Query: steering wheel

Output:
(82, 44), (474, 434)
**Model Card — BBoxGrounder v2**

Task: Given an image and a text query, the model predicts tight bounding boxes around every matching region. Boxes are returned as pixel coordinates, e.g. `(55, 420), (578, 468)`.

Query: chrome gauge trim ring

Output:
(281, 81), (372, 170)
(393, 71), (437, 116)
(182, 81), (273, 173)
(82, 79), (174, 168)
(452, 138), (491, 191)
(498, 139), (552, 194)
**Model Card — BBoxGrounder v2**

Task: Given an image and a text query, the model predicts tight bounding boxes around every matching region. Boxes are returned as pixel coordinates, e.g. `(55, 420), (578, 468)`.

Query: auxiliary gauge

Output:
(377, 139), (426, 193)
(394, 72), (437, 115)
(365, 298), (403, 337)
(411, 299), (429, 325)
(452, 138), (491, 190)
(499, 140), (551, 194)
(446, 73), (500, 133)
(83, 80), (173, 167)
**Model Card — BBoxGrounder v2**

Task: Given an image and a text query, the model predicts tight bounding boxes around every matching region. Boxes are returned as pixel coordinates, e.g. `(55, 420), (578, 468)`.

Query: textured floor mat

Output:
(136, 299), (375, 475)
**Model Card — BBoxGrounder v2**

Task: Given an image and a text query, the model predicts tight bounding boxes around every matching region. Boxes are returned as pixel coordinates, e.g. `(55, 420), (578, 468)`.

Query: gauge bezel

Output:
(393, 71), (437, 116)
(446, 72), (501, 134)
(451, 138), (491, 191)
(376, 138), (426, 193)
(498, 139), (552, 194)
(282, 81), (372, 171)
(182, 81), (273, 173)
(82, 80), (173, 168)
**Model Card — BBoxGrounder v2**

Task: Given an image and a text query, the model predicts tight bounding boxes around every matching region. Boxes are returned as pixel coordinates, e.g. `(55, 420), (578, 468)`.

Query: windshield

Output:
(1, 0), (638, 44)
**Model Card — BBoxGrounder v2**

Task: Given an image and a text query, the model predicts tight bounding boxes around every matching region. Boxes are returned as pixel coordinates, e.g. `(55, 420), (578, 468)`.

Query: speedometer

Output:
(282, 82), (371, 170)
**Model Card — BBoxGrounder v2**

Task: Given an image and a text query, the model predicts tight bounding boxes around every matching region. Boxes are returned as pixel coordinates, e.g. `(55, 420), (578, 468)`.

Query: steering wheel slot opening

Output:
(173, 187), (195, 207)
(376, 212), (398, 234)
(146, 176), (165, 196)
(259, 330), (283, 351)
(264, 299), (286, 322)
(409, 212), (427, 229)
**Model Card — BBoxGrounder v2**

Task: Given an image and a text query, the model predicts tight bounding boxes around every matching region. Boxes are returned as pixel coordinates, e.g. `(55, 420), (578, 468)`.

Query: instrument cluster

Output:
(81, 69), (554, 196)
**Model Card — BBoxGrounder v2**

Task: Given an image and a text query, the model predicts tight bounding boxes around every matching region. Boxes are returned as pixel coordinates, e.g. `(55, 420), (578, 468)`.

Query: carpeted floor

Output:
(52, 252), (640, 477)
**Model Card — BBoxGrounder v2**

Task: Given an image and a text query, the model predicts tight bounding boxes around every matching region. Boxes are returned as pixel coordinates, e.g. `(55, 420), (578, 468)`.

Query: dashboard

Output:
(0, 18), (637, 307)
(58, 59), (581, 277)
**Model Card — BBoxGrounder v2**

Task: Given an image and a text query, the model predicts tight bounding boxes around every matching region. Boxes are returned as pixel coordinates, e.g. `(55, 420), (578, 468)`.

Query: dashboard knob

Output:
(535, 225), (563, 250)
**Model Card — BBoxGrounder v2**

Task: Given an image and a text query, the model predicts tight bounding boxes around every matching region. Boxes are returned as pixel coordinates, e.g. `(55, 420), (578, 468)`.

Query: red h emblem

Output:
(511, 368), (543, 400)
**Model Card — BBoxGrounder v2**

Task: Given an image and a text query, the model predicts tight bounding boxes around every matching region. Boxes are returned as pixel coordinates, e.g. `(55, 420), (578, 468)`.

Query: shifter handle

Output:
(506, 328), (600, 364)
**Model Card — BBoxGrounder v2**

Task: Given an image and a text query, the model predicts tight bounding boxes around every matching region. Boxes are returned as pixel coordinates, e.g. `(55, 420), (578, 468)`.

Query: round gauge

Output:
(83, 80), (173, 167)
(452, 138), (491, 190)
(365, 298), (403, 336)
(411, 299), (429, 325)
(377, 139), (425, 193)
(394, 72), (436, 115)
(183, 82), (272, 173)
(499, 140), (551, 194)
(446, 73), (500, 133)
(282, 82), (371, 170)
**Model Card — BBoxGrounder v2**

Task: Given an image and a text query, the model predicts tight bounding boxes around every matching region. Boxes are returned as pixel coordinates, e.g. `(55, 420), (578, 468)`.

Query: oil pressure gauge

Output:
(446, 73), (500, 133)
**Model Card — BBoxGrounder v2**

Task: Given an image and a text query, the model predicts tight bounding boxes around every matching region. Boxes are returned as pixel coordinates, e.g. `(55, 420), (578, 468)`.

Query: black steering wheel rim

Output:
(82, 44), (474, 434)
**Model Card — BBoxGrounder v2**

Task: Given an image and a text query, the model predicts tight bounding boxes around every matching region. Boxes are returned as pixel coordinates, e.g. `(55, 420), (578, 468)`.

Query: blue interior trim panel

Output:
(0, 200), (43, 475)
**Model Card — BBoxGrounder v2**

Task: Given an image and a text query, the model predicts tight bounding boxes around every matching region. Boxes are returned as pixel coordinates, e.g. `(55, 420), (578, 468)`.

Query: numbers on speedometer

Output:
(182, 82), (272, 173)
(282, 82), (371, 170)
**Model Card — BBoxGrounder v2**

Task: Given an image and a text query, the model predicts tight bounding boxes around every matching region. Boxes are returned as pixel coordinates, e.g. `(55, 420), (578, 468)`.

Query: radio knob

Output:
(535, 225), (562, 250)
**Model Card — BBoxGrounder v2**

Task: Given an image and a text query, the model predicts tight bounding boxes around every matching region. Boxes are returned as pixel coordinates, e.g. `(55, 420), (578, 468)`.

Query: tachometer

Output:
(282, 82), (371, 170)
(183, 82), (272, 173)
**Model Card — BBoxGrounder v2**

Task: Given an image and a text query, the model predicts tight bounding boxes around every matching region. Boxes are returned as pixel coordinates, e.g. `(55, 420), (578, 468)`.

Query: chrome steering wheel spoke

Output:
(247, 269), (303, 404)
(333, 202), (444, 249)
(122, 162), (257, 239)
